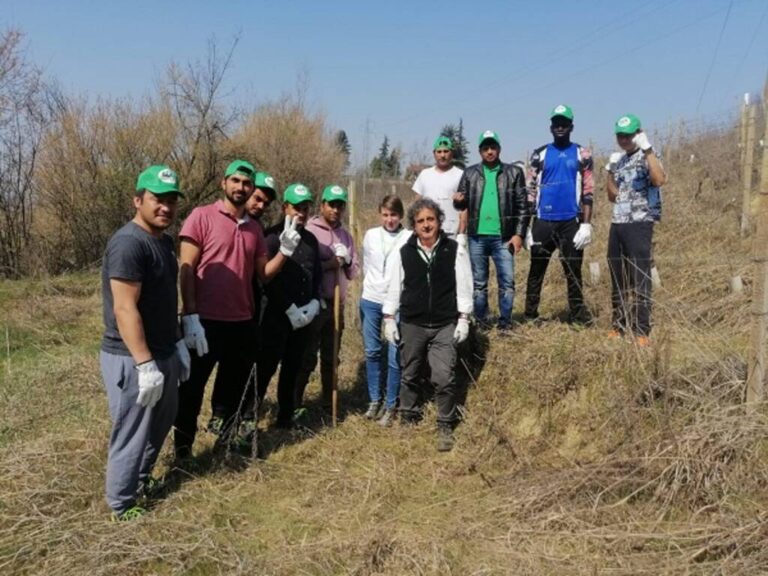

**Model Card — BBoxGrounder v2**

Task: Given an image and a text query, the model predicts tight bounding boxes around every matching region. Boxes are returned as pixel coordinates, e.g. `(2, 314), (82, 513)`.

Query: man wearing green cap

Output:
(175, 160), (300, 458)
(412, 136), (465, 238)
(605, 115), (666, 346)
(454, 130), (528, 330)
(100, 165), (187, 520)
(524, 105), (594, 325)
(295, 184), (360, 413)
(248, 183), (323, 428)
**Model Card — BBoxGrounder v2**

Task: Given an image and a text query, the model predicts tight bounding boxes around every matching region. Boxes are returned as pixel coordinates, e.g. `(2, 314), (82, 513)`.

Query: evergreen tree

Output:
(369, 136), (401, 177)
(334, 130), (351, 169)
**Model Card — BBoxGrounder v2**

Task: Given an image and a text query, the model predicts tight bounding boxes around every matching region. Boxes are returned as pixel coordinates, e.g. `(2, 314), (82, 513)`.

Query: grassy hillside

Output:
(1, 125), (767, 575)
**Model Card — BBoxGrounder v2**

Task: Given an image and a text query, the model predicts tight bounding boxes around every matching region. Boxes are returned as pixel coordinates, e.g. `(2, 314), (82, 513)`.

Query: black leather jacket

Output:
(453, 162), (528, 240)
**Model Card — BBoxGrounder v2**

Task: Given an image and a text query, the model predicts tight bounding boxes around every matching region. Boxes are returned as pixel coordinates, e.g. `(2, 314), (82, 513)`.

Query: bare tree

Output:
(0, 29), (50, 277)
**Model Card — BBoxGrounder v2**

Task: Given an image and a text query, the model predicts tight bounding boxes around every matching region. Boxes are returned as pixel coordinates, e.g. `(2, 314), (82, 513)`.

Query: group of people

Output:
(99, 105), (666, 520)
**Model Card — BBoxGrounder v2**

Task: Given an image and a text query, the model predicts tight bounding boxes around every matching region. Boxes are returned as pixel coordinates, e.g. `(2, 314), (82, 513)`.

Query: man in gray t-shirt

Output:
(99, 165), (189, 521)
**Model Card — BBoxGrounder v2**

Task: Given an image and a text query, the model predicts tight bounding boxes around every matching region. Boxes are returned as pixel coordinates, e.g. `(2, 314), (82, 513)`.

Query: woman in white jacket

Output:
(360, 195), (410, 425)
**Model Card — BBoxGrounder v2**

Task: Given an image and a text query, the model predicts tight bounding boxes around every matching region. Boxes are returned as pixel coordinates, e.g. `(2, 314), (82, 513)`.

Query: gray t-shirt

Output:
(101, 221), (178, 359)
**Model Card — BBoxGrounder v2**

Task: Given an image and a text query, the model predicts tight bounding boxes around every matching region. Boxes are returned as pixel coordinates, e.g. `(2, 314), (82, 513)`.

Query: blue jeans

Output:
(469, 235), (515, 327)
(359, 298), (401, 409)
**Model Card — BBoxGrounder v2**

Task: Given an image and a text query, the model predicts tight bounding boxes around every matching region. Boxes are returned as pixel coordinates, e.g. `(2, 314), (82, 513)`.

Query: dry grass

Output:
(2, 123), (768, 575)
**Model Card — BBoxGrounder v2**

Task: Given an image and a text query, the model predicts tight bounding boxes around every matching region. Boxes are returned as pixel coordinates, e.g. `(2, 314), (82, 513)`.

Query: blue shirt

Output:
(536, 143), (580, 221)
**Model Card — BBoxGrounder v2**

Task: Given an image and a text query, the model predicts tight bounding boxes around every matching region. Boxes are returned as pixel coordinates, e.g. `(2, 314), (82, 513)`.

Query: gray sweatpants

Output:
(399, 322), (458, 424)
(100, 351), (179, 514)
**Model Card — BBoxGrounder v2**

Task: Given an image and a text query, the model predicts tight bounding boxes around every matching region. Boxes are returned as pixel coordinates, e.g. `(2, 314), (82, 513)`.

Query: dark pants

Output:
(524, 218), (587, 321)
(399, 321), (458, 425)
(607, 222), (654, 336)
(174, 318), (258, 456)
(252, 306), (313, 424)
(295, 301), (344, 407)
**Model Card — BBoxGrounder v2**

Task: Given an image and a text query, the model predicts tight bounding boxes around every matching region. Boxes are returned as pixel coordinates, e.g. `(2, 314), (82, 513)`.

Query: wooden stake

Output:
(746, 79), (768, 404)
(741, 94), (757, 237)
(331, 268), (341, 426)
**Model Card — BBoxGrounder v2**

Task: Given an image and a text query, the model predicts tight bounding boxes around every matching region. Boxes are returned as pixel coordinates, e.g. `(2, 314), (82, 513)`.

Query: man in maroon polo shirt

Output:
(175, 160), (300, 458)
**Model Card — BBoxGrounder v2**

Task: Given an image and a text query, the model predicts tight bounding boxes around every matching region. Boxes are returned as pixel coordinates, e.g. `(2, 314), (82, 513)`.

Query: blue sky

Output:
(4, 0), (767, 167)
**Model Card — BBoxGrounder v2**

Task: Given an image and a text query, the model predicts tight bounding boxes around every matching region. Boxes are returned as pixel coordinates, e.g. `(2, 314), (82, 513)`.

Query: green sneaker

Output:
(111, 505), (147, 522)
(232, 419), (257, 450)
(207, 416), (225, 435)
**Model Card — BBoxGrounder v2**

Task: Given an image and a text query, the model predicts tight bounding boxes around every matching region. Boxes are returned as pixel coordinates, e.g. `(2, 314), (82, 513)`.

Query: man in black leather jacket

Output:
(453, 130), (528, 330)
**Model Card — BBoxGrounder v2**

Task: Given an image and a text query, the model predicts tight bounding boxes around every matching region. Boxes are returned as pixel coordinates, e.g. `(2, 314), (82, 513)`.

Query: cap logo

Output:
(331, 186), (343, 195)
(554, 105), (567, 114)
(482, 130), (495, 138)
(265, 176), (275, 188)
(158, 168), (177, 184)
(295, 185), (309, 196)
(617, 117), (631, 128)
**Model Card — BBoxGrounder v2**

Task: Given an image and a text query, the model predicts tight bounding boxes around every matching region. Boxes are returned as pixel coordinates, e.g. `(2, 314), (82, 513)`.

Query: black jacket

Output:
(400, 232), (458, 328)
(453, 162), (528, 240)
(263, 225), (322, 313)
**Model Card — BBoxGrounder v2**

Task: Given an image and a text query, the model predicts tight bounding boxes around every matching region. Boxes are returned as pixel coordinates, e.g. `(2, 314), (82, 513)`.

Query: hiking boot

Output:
(436, 424), (455, 452)
(206, 416), (225, 435)
(377, 407), (396, 427)
(111, 505), (147, 522)
(364, 401), (383, 420)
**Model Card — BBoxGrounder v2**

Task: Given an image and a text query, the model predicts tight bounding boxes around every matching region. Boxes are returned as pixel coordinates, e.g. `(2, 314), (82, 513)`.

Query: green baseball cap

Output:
(615, 114), (641, 135)
(478, 130), (501, 146)
(136, 165), (183, 196)
(283, 183), (313, 205)
(433, 136), (454, 151)
(321, 184), (348, 203)
(224, 159), (256, 180)
(254, 171), (277, 196)
(550, 104), (574, 121)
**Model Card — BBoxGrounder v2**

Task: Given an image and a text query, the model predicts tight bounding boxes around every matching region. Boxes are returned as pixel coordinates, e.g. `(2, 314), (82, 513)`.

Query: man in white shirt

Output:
(412, 136), (464, 238)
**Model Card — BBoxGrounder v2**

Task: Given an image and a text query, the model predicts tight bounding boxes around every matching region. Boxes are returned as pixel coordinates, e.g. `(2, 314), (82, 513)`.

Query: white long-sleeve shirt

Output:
(382, 236), (473, 317)
(361, 226), (411, 304)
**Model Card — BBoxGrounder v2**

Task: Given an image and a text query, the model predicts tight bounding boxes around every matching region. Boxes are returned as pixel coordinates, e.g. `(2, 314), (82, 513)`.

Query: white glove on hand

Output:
(605, 152), (623, 173)
(136, 360), (164, 408)
(453, 318), (470, 345)
(632, 131), (652, 152)
(456, 234), (468, 249)
(333, 243), (352, 265)
(572, 223), (593, 251)
(286, 303), (308, 330)
(525, 227), (535, 251)
(182, 314), (209, 357)
(383, 317), (399, 344)
(300, 299), (320, 325)
(279, 215), (301, 257)
(176, 339), (191, 383)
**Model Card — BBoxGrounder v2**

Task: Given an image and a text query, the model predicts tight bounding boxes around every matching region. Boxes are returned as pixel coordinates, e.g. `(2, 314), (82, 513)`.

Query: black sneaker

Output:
(437, 424), (455, 452)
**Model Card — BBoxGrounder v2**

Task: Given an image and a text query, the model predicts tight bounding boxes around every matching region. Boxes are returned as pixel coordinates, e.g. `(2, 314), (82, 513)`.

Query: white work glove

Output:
(300, 299), (320, 325)
(136, 360), (164, 408)
(605, 152), (623, 173)
(286, 303), (308, 330)
(279, 215), (301, 257)
(572, 223), (593, 251)
(383, 317), (399, 344)
(453, 318), (469, 345)
(632, 131), (652, 152)
(176, 339), (191, 383)
(524, 227), (534, 251)
(182, 314), (209, 357)
(333, 243), (352, 265)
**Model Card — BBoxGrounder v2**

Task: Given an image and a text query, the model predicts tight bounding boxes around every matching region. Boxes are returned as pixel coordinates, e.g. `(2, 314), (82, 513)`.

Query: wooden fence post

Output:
(741, 94), (757, 237)
(746, 79), (768, 404)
